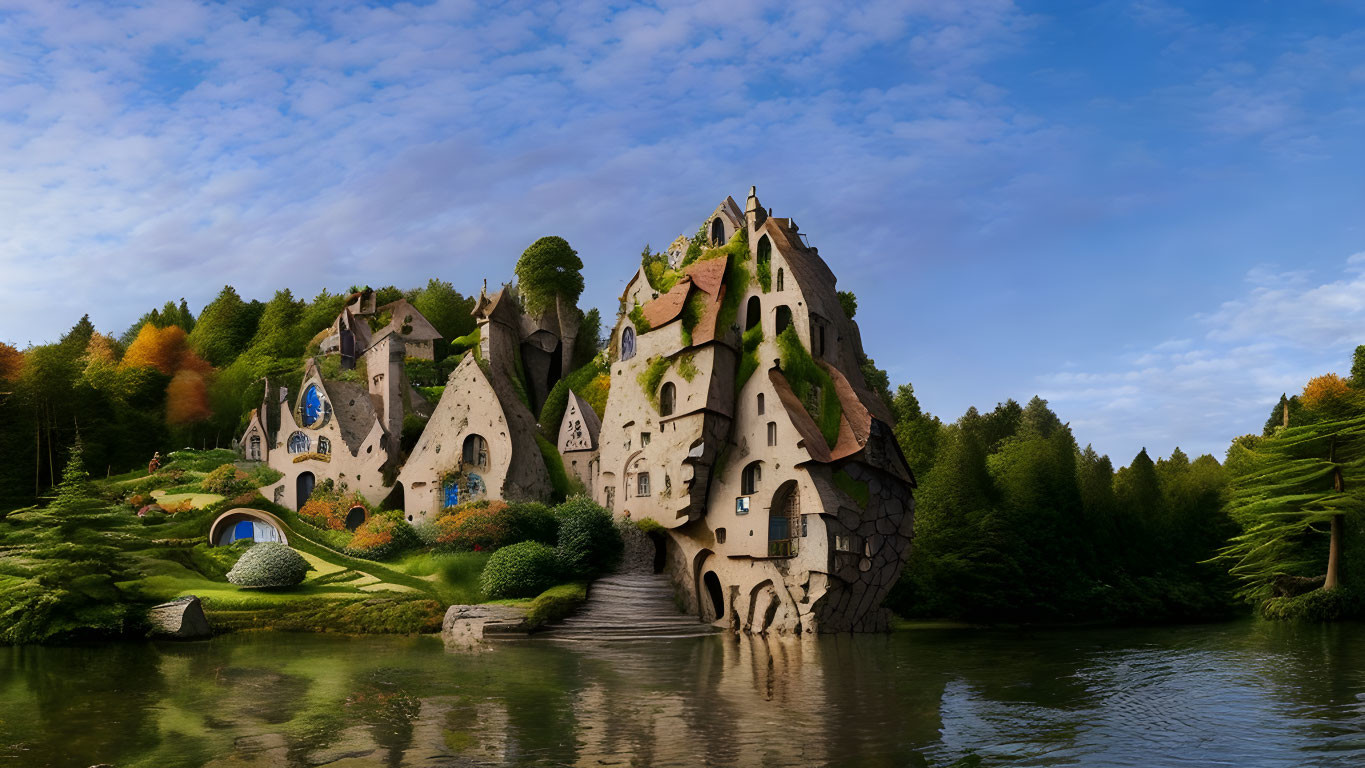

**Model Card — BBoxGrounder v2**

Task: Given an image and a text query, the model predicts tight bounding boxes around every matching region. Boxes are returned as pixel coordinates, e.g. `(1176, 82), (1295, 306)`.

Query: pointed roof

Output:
(377, 298), (442, 343)
(560, 390), (601, 452)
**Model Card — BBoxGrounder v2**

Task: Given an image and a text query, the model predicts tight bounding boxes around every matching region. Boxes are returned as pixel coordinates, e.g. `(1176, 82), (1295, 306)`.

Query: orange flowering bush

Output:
(345, 512), (419, 560)
(299, 498), (346, 530)
(434, 500), (510, 551)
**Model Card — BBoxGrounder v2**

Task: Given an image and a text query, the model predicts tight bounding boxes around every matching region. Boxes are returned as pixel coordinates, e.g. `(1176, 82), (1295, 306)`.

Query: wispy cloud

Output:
(1039, 254), (1365, 463)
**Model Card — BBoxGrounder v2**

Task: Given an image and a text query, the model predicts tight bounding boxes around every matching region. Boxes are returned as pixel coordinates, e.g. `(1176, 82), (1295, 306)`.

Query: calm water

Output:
(2, 621), (1364, 767)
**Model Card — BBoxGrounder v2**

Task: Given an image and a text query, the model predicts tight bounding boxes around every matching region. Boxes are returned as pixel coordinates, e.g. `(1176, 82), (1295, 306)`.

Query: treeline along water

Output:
(2, 622), (1365, 767)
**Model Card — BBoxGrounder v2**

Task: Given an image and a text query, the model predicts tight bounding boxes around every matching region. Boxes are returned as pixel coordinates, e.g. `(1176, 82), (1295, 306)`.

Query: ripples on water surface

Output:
(1, 620), (1364, 767)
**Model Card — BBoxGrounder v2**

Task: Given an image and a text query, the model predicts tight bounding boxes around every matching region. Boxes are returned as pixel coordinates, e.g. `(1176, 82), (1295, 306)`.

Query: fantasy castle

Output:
(239, 188), (915, 634)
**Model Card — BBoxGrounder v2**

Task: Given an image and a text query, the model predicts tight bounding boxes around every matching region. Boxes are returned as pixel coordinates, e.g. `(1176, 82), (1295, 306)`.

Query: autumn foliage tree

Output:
(0, 342), (20, 382)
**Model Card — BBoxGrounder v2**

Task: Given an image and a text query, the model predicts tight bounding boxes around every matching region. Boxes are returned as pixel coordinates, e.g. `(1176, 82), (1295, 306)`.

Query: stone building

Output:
(240, 330), (433, 515)
(592, 187), (915, 633)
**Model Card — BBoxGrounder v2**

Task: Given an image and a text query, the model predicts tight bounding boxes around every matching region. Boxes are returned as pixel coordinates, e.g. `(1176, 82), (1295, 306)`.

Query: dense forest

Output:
(2, 274), (1363, 625)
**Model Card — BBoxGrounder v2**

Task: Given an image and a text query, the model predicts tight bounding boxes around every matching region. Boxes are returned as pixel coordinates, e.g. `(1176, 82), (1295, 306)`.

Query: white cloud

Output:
(1038, 255), (1365, 464)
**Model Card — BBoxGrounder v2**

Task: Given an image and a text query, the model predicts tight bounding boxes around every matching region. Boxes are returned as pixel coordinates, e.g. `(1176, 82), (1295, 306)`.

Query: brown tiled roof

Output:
(685, 258), (726, 296)
(641, 279), (691, 329)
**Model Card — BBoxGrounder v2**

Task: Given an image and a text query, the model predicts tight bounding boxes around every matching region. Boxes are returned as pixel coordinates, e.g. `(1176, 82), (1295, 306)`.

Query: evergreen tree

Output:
(188, 286), (259, 366)
(1218, 414), (1365, 600)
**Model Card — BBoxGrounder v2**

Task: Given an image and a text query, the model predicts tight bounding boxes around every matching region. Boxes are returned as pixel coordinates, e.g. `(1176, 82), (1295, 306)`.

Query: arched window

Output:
(757, 235), (771, 269)
(660, 382), (676, 417)
(767, 422), (777, 446)
(463, 434), (488, 467)
(318, 436), (331, 455)
(757, 393), (765, 414)
(301, 384), (330, 428)
(249, 434), (261, 461)
(745, 295), (761, 332)
(741, 461), (761, 495)
(711, 217), (725, 245)
(777, 267), (784, 291)
(287, 431), (310, 454)
(621, 326), (636, 361)
(775, 306), (792, 335)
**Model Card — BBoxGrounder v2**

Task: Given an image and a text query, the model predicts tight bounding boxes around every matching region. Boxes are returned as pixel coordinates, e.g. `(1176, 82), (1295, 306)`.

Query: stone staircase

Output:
(537, 525), (721, 641)
(538, 571), (721, 641)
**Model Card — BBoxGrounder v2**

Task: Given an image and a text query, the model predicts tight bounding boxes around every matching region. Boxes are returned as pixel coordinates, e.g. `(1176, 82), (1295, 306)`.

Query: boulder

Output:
(147, 595), (211, 639)
(441, 604), (528, 647)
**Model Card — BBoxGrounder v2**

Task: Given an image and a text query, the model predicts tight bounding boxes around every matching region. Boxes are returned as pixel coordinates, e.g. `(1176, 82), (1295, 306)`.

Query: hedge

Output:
(554, 496), (622, 578)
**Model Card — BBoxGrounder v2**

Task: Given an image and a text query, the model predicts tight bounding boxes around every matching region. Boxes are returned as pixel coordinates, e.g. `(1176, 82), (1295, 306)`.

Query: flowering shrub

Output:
(298, 481), (369, 532)
(300, 499), (346, 530)
(227, 543), (310, 588)
(202, 463), (252, 496)
(128, 493), (147, 510)
(434, 500), (510, 551)
(480, 541), (560, 599)
(344, 511), (420, 561)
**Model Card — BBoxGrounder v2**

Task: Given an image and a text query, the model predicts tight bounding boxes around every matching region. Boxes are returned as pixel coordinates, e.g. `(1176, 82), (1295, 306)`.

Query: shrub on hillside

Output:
(435, 500), (510, 550)
(345, 511), (420, 561)
(505, 501), (559, 545)
(553, 496), (622, 578)
(480, 541), (561, 599)
(202, 463), (252, 496)
(227, 543), (310, 588)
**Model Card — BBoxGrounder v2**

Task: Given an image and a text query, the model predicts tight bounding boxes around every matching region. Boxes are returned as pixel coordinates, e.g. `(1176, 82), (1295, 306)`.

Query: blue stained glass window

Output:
(303, 384), (325, 427)
(444, 480), (460, 508)
(233, 520), (255, 541)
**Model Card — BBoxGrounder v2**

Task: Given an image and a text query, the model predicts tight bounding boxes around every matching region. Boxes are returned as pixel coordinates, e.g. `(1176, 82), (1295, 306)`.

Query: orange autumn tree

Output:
(166, 370), (212, 425)
(1302, 373), (1352, 412)
(122, 323), (215, 426)
(0, 341), (21, 382)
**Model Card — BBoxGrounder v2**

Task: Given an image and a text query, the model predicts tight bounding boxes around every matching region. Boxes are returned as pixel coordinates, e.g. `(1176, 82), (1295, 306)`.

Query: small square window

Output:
(736, 496), (750, 515)
(641, 432), (651, 447)
(717, 528), (727, 544)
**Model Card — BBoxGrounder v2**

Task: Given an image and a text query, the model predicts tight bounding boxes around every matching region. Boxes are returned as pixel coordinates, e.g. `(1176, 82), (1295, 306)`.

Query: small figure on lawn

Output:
(148, 451), (162, 474)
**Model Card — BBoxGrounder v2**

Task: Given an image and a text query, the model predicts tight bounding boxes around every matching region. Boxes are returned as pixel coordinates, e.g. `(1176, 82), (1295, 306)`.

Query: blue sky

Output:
(1, 0), (1362, 465)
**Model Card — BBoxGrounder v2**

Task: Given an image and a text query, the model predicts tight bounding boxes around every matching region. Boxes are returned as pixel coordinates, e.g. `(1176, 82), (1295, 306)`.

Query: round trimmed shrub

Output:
(435, 500), (510, 550)
(554, 496), (623, 578)
(480, 541), (560, 599)
(227, 542), (310, 588)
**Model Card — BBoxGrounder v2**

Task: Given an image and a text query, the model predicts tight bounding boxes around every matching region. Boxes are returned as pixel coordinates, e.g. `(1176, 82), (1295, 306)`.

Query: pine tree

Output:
(1216, 414), (1365, 601)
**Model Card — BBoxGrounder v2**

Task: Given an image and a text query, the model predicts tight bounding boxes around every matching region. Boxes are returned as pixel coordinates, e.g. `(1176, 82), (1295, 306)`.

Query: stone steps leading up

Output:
(536, 571), (721, 641)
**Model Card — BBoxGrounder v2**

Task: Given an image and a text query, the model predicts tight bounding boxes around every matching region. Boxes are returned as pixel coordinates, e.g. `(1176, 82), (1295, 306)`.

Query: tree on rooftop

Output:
(412, 279), (476, 358)
(515, 236), (584, 316)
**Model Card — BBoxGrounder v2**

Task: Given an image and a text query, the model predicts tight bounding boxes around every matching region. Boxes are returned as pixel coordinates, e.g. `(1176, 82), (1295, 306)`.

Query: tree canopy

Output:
(514, 236), (584, 315)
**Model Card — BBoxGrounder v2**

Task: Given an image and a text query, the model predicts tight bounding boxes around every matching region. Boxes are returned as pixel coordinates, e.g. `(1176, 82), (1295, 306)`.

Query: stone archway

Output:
(711, 216), (725, 245)
(208, 508), (289, 547)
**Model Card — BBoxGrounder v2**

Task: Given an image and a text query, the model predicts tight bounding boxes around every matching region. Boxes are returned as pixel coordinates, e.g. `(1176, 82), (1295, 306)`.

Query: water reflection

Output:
(2, 622), (1365, 767)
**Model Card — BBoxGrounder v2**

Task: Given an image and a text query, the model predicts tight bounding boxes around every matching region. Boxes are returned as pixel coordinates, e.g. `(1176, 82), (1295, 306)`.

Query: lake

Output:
(2, 620), (1363, 767)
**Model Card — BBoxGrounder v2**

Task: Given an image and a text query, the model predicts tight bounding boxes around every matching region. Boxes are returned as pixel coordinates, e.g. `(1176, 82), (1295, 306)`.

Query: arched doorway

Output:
(296, 472), (316, 509)
(745, 295), (761, 332)
(711, 217), (724, 245)
(344, 505), (367, 531)
(775, 305), (792, 335)
(703, 572), (725, 620)
(768, 480), (800, 557)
